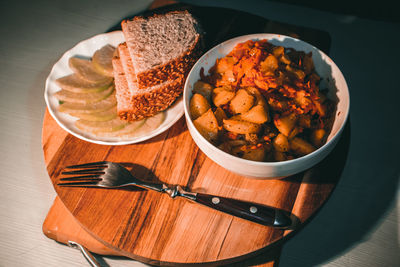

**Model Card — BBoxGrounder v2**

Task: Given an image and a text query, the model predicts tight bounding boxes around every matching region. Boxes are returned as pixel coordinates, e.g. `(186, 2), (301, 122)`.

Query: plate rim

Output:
(44, 31), (184, 146)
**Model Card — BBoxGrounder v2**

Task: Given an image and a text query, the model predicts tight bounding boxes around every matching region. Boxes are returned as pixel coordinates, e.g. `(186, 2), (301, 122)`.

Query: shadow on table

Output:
(106, 3), (332, 54)
(276, 127), (399, 265)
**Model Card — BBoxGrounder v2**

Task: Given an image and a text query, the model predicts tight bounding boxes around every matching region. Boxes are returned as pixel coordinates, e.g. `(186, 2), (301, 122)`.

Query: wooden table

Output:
(1, 0), (398, 266)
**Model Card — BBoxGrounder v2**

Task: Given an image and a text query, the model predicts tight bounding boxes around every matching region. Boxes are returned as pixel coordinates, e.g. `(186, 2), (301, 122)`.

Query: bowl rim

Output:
(183, 33), (350, 167)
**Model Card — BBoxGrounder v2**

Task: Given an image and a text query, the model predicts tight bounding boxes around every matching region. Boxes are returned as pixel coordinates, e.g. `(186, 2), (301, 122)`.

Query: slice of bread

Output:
(121, 10), (202, 89)
(112, 55), (183, 121)
(117, 43), (138, 94)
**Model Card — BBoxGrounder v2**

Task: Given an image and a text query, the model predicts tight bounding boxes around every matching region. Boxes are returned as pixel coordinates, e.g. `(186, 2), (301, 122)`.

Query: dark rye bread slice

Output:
(121, 10), (202, 89)
(112, 56), (184, 121)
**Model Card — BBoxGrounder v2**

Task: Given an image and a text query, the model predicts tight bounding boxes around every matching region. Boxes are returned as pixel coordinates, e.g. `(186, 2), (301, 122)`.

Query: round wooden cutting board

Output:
(42, 2), (349, 265)
(43, 110), (349, 265)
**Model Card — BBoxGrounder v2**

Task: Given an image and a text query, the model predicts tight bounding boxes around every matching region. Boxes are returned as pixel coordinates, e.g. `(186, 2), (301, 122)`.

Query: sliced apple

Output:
(55, 74), (112, 93)
(68, 107), (117, 121)
(58, 92), (117, 114)
(92, 44), (116, 77)
(75, 117), (128, 134)
(69, 57), (112, 83)
(54, 84), (114, 104)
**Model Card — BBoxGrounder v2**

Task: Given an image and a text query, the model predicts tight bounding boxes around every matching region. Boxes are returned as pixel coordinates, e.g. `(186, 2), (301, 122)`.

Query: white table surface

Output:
(0, 0), (399, 266)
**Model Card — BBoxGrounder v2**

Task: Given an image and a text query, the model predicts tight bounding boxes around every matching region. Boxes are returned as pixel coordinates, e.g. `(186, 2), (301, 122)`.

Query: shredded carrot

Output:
(227, 132), (238, 140)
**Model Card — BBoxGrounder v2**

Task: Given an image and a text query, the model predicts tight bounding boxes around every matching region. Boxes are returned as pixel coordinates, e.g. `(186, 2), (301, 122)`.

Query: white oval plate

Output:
(44, 31), (184, 146)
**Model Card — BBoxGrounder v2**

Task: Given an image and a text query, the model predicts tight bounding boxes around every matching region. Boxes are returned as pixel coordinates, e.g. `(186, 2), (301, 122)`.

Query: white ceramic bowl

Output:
(183, 33), (350, 178)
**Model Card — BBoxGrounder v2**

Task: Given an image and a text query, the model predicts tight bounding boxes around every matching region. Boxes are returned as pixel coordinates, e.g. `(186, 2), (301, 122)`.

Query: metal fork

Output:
(68, 241), (100, 267)
(58, 161), (293, 228)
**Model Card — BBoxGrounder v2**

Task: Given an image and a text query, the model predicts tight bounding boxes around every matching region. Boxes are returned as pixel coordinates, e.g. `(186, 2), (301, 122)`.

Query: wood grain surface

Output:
(42, 195), (282, 266)
(41, 2), (349, 265)
(42, 109), (349, 265)
(42, 196), (119, 256)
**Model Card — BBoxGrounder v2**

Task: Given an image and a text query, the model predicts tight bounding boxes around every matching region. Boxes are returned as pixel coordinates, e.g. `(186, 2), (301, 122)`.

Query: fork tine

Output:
(62, 168), (105, 175)
(65, 161), (108, 169)
(59, 175), (102, 181)
(57, 181), (99, 187)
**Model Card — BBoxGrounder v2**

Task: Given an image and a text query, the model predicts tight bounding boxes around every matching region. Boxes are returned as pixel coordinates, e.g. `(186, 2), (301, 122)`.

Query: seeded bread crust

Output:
(112, 56), (184, 121)
(119, 78), (184, 121)
(121, 10), (203, 89)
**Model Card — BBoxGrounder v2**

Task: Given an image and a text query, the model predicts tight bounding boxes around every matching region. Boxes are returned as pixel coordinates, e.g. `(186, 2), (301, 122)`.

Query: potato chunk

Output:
(237, 104), (269, 124)
(279, 54), (291, 65)
(245, 87), (267, 106)
(273, 133), (289, 152)
(193, 109), (219, 143)
(274, 113), (297, 136)
(229, 89), (255, 114)
(295, 90), (312, 108)
(311, 128), (326, 147)
(289, 137), (315, 155)
(212, 86), (235, 107)
(242, 147), (265, 162)
(260, 54), (279, 73)
(193, 81), (214, 102)
(214, 107), (227, 126)
(215, 56), (237, 73)
(272, 46), (284, 57)
(223, 119), (261, 134)
(190, 93), (211, 120)
(298, 114), (311, 128)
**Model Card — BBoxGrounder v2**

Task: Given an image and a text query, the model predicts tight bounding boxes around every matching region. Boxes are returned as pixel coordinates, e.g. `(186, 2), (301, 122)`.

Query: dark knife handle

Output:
(194, 193), (293, 228)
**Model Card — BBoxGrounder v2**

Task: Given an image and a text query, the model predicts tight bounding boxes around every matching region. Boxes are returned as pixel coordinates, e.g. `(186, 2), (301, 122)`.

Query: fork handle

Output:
(194, 193), (293, 228)
(68, 241), (100, 267)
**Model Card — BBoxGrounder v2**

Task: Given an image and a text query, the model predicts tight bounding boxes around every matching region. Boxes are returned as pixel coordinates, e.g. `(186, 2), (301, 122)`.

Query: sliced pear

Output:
(69, 57), (112, 83)
(68, 107), (117, 121)
(54, 84), (114, 104)
(116, 120), (146, 137)
(55, 74), (112, 93)
(75, 117), (128, 134)
(133, 112), (165, 136)
(91, 112), (165, 138)
(92, 44), (116, 77)
(58, 92), (117, 114)
(94, 119), (146, 138)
